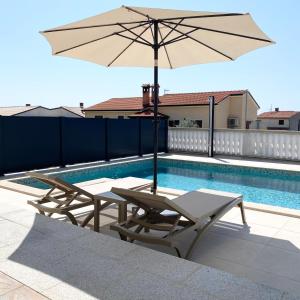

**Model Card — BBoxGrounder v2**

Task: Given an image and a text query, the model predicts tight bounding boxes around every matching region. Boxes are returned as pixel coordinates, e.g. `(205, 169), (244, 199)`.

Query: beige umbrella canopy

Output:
(42, 6), (274, 68)
(41, 6), (274, 193)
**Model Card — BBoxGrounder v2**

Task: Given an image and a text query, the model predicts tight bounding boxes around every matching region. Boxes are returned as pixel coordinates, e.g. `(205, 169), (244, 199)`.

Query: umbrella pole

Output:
(152, 20), (159, 195)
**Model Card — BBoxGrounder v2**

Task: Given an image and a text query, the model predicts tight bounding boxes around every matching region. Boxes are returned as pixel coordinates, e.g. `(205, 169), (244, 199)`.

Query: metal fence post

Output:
(138, 118), (142, 156)
(105, 118), (109, 161)
(59, 117), (66, 168)
(208, 96), (215, 157)
(164, 119), (169, 153)
(0, 116), (3, 176)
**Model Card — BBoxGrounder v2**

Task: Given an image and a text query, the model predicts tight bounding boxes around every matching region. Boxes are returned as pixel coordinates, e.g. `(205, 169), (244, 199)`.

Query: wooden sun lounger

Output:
(27, 172), (151, 232)
(110, 188), (246, 259)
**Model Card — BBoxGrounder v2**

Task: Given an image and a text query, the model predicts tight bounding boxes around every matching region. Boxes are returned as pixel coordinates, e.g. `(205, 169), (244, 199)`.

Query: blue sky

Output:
(0, 1), (299, 112)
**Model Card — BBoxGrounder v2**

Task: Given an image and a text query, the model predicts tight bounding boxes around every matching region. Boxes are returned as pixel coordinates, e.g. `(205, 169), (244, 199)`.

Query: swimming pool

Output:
(14, 158), (300, 210)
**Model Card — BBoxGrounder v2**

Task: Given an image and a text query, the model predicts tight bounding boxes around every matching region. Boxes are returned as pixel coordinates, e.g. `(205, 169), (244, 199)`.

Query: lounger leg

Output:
(65, 212), (78, 226)
(174, 247), (182, 258)
(118, 202), (127, 223)
(94, 199), (100, 232)
(238, 202), (247, 224)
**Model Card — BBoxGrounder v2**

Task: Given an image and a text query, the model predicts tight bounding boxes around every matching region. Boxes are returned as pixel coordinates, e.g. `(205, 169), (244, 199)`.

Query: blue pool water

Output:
(15, 158), (300, 210)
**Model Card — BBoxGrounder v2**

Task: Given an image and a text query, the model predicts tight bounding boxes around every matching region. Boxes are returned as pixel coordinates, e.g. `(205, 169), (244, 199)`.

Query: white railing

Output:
(168, 128), (300, 161)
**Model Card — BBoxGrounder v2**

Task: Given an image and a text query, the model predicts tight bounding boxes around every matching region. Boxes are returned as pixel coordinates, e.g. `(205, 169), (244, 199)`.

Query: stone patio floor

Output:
(0, 185), (300, 299)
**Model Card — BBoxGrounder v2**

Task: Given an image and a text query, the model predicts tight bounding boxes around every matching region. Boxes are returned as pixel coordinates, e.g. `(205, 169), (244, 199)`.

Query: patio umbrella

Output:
(41, 6), (274, 193)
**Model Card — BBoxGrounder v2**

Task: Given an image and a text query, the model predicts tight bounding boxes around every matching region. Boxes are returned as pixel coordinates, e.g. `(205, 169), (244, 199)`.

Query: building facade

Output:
(84, 85), (259, 129)
(254, 109), (300, 131)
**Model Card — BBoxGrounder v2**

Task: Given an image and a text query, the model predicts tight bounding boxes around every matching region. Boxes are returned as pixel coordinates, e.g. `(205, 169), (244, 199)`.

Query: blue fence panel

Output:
(61, 118), (106, 165)
(107, 118), (140, 159)
(0, 116), (61, 173)
(141, 119), (154, 155)
(141, 119), (168, 154)
(0, 116), (168, 175)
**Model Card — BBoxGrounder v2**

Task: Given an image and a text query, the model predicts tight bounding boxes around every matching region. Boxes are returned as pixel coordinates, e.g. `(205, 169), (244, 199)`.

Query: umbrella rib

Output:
(163, 35), (190, 46)
(147, 16), (154, 40)
(122, 5), (153, 20)
(107, 23), (152, 67)
(158, 26), (173, 69)
(117, 23), (152, 46)
(159, 18), (184, 46)
(115, 33), (151, 46)
(54, 22), (148, 55)
(42, 20), (149, 33)
(157, 13), (245, 22)
(161, 21), (234, 61)
(164, 20), (273, 43)
(161, 28), (199, 47)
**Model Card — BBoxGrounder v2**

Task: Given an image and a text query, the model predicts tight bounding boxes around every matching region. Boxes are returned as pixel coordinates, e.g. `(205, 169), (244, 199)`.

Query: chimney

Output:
(25, 104), (31, 107)
(142, 84), (151, 108)
(79, 102), (84, 109)
(275, 107), (279, 112)
(151, 84), (160, 103)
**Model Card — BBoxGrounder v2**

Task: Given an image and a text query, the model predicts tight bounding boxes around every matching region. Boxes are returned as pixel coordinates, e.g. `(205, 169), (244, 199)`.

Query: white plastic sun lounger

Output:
(110, 188), (246, 259)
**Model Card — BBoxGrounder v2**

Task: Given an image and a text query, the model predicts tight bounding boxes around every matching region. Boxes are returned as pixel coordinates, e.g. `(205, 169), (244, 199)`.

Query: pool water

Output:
(15, 158), (300, 210)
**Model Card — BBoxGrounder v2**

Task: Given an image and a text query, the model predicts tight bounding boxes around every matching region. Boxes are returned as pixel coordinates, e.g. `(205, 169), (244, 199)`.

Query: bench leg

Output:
(94, 199), (100, 232)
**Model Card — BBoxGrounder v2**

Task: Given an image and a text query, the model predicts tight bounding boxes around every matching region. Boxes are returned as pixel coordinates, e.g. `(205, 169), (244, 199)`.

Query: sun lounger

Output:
(27, 172), (151, 232)
(110, 188), (246, 259)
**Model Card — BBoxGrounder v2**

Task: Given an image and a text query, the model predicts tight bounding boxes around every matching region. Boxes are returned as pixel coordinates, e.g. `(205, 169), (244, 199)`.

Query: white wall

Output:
(169, 127), (300, 161)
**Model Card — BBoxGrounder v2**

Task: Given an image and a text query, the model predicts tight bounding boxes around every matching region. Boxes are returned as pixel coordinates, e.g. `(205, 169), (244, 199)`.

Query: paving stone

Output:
(43, 282), (99, 300)
(0, 285), (47, 300)
(0, 271), (22, 296)
(2, 235), (79, 268)
(38, 249), (136, 295)
(0, 220), (33, 246)
(0, 260), (60, 292)
(281, 291), (300, 300)
(24, 214), (88, 242)
(73, 230), (138, 260)
(184, 266), (284, 300)
(1, 210), (38, 229)
(123, 246), (201, 282)
(103, 271), (217, 300)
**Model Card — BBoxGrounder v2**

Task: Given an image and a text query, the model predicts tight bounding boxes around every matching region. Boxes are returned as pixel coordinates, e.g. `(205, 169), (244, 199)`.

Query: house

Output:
(0, 104), (84, 118)
(254, 108), (300, 131)
(83, 85), (259, 129)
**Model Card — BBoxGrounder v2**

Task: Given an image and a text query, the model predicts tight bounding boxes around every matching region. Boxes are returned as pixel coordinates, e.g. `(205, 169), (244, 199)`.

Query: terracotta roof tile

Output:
(258, 111), (299, 119)
(84, 90), (246, 111)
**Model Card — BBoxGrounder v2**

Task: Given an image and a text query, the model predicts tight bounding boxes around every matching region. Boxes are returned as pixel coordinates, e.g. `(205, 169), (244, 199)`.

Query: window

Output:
(195, 120), (202, 128)
(168, 120), (174, 127)
(279, 119), (284, 125)
(118, 116), (124, 119)
(174, 120), (180, 127)
(95, 115), (103, 119)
